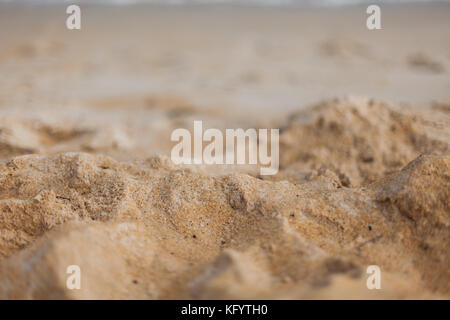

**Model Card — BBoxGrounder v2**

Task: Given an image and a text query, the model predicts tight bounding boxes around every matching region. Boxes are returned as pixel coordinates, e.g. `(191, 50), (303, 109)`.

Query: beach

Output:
(0, 3), (449, 299)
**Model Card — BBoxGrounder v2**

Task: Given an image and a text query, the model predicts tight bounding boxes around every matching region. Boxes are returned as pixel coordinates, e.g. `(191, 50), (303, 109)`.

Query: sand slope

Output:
(0, 98), (448, 299)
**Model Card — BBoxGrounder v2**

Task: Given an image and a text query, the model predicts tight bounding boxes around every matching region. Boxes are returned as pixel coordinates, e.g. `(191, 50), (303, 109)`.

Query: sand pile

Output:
(275, 97), (449, 186)
(0, 98), (448, 299)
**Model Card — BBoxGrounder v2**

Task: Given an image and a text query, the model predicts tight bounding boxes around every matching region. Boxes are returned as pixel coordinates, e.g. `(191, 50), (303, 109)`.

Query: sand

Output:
(0, 4), (449, 299)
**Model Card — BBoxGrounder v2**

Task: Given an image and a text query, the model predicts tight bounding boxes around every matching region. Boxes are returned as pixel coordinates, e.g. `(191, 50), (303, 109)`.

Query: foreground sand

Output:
(0, 4), (449, 299)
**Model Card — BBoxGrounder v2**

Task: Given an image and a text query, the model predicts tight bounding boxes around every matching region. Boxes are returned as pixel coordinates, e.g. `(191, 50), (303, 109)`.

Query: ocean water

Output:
(0, 0), (448, 6)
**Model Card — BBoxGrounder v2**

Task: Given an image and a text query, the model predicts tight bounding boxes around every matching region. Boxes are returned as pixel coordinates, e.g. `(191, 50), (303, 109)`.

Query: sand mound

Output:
(0, 98), (448, 299)
(276, 97), (449, 186)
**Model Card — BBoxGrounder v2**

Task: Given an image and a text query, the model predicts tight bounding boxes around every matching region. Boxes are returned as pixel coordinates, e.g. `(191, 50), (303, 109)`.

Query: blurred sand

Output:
(1, 4), (450, 156)
(0, 3), (449, 299)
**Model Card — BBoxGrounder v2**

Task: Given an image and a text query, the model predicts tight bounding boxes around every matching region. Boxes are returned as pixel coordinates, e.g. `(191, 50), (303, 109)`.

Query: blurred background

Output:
(0, 0), (449, 161)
